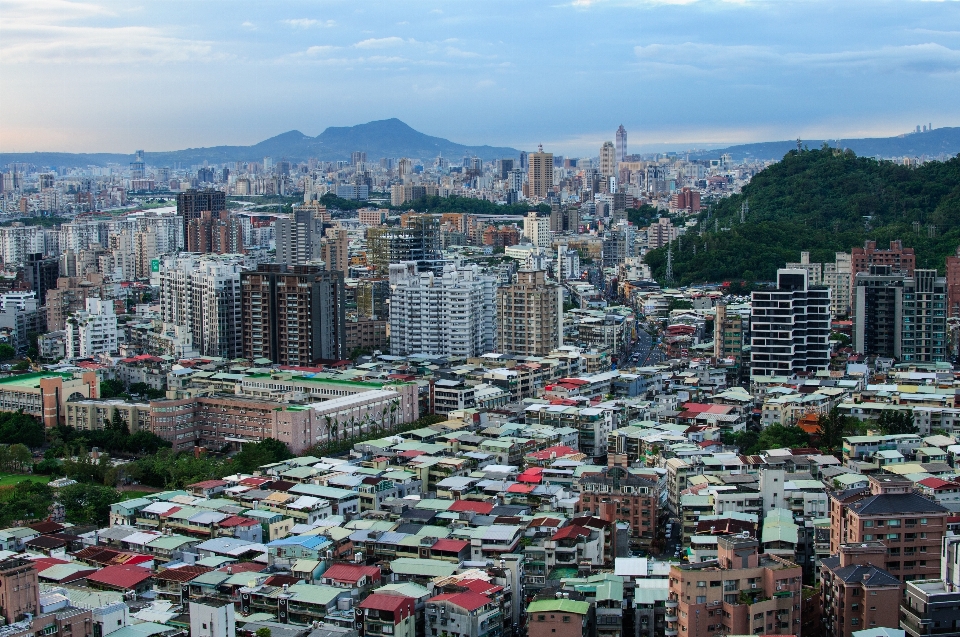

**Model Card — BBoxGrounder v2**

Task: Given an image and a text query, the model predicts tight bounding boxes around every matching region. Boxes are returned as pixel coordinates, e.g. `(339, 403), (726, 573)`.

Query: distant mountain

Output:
(688, 127), (960, 161)
(0, 118), (520, 168)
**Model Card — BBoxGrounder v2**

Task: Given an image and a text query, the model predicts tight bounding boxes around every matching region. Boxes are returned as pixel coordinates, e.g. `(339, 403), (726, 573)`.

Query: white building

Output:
(159, 253), (245, 359)
(0, 224), (46, 266)
(389, 262), (496, 357)
(65, 298), (118, 358)
(189, 599), (235, 637)
(524, 210), (551, 248)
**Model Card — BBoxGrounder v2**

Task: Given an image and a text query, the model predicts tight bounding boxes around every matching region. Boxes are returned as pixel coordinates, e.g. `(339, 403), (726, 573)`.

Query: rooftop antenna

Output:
(796, 138), (802, 151)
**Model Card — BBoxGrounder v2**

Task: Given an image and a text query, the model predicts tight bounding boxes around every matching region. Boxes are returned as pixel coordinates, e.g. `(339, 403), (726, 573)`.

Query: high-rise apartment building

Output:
(186, 210), (245, 255)
(528, 149), (554, 199)
(65, 297), (118, 358)
(367, 215), (442, 275)
(852, 266), (947, 362)
(714, 303), (743, 365)
(241, 264), (346, 365)
(496, 270), (561, 357)
(946, 246), (960, 318)
(176, 188), (226, 248)
(160, 254), (245, 359)
(823, 252), (852, 317)
(615, 125), (627, 163)
(388, 262), (496, 358)
(498, 158), (515, 180)
(646, 217), (678, 251)
(523, 211), (551, 249)
(320, 226), (350, 274)
(276, 207), (323, 266)
(667, 535), (803, 637)
(599, 141), (616, 178)
(750, 268), (831, 378)
(785, 251), (823, 285)
(24, 253), (59, 305)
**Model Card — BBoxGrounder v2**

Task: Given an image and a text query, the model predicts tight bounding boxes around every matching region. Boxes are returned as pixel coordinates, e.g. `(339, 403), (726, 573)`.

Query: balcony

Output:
(665, 612), (678, 623)
(665, 629), (678, 637)
(664, 599), (678, 609)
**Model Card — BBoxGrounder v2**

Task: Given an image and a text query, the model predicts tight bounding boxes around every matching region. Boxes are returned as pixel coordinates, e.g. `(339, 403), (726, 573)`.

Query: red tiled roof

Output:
(322, 563), (381, 584)
(359, 593), (416, 613)
(528, 517), (562, 528)
(219, 516), (259, 528)
(517, 468), (544, 484)
(239, 477), (272, 487)
(155, 566), (211, 582)
(429, 591), (492, 612)
(159, 506), (183, 518)
(86, 565), (153, 589)
(265, 575), (303, 587)
(447, 500), (494, 514)
(398, 450), (426, 458)
(918, 476), (958, 490)
(187, 480), (229, 489)
(458, 579), (504, 596)
(526, 445), (576, 461)
(552, 525), (591, 541)
(29, 557), (69, 571)
(431, 539), (469, 553)
(27, 522), (65, 535)
(506, 483), (536, 494)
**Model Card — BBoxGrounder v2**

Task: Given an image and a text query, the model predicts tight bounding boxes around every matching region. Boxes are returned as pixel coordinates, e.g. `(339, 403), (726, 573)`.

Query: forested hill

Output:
(645, 147), (960, 285)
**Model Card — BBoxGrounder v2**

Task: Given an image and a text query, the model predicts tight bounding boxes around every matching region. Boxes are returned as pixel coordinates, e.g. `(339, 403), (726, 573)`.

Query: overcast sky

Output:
(1, 0), (958, 155)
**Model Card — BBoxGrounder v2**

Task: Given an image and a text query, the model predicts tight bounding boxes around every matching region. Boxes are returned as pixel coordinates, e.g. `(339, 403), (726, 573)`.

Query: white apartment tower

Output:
(750, 269), (831, 378)
(389, 262), (496, 357)
(65, 297), (118, 358)
(524, 210), (552, 249)
(159, 253), (245, 359)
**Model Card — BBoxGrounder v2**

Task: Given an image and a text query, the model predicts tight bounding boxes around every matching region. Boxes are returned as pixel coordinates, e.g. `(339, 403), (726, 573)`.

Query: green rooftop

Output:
(527, 599), (590, 615)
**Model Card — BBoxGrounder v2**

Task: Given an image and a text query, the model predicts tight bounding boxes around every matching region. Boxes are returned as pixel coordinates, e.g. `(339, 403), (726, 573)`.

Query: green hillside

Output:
(645, 147), (960, 285)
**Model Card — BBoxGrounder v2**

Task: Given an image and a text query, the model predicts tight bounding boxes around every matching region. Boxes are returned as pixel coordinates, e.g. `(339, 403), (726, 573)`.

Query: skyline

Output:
(1, 0), (958, 155)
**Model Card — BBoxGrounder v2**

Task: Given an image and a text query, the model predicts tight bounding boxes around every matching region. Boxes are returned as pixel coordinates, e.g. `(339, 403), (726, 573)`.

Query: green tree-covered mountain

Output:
(646, 147), (960, 285)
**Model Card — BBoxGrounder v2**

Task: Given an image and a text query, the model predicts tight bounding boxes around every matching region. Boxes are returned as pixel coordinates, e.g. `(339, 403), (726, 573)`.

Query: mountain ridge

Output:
(0, 118), (520, 168)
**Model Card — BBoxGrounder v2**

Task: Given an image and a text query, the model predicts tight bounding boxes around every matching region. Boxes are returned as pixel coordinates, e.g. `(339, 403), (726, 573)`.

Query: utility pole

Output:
(740, 199), (748, 224)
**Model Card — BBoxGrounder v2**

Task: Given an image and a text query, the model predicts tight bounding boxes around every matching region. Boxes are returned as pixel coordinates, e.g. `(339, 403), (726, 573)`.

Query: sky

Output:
(1, 0), (959, 156)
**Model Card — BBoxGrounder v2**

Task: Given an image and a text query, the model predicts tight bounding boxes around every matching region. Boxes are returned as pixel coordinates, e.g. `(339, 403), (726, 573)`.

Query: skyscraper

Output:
(497, 270), (561, 357)
(528, 147), (553, 199)
(176, 189), (226, 248)
(615, 125), (627, 163)
(241, 264), (346, 365)
(275, 206), (324, 266)
(366, 215), (442, 275)
(599, 141), (616, 178)
(750, 268), (831, 378)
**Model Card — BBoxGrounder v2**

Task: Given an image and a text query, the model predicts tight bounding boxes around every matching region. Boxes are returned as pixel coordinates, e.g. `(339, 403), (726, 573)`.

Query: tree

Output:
(58, 483), (121, 525)
(876, 410), (918, 435)
(0, 344), (15, 360)
(0, 480), (53, 526)
(232, 438), (293, 474)
(99, 379), (125, 399)
(756, 424), (811, 452)
(7, 444), (32, 473)
(255, 629), (272, 637)
(0, 411), (45, 448)
(816, 407), (846, 451)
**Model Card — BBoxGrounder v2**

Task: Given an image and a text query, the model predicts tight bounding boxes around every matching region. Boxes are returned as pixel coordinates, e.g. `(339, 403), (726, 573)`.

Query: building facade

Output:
(241, 264), (346, 365)
(497, 270), (561, 357)
(750, 268), (831, 378)
(389, 262), (496, 358)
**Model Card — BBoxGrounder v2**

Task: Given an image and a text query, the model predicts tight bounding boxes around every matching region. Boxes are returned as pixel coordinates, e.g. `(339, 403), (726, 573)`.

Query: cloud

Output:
(281, 18), (335, 29)
(446, 46), (482, 58)
(354, 36), (407, 48)
(241, 21), (256, 30)
(1, 24), (220, 64)
(634, 41), (960, 75)
(282, 18), (318, 28)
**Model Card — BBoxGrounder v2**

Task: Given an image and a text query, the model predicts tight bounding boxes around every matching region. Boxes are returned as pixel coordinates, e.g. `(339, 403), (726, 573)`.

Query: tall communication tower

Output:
(665, 242), (674, 284)
(740, 199), (749, 224)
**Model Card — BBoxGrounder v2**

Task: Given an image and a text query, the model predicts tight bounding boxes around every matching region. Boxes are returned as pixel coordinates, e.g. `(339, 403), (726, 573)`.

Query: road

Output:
(623, 321), (666, 367)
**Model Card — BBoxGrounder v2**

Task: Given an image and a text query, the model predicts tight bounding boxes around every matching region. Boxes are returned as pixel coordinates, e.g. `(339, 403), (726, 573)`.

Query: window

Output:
(864, 521), (873, 527)
(696, 596), (706, 604)
(697, 581), (706, 587)
(562, 617), (570, 623)
(538, 616), (545, 622)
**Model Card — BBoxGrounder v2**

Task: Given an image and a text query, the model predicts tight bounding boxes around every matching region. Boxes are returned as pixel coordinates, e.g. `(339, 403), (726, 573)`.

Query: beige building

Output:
(599, 141), (616, 178)
(528, 149), (553, 199)
(714, 303), (743, 364)
(497, 270), (561, 357)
